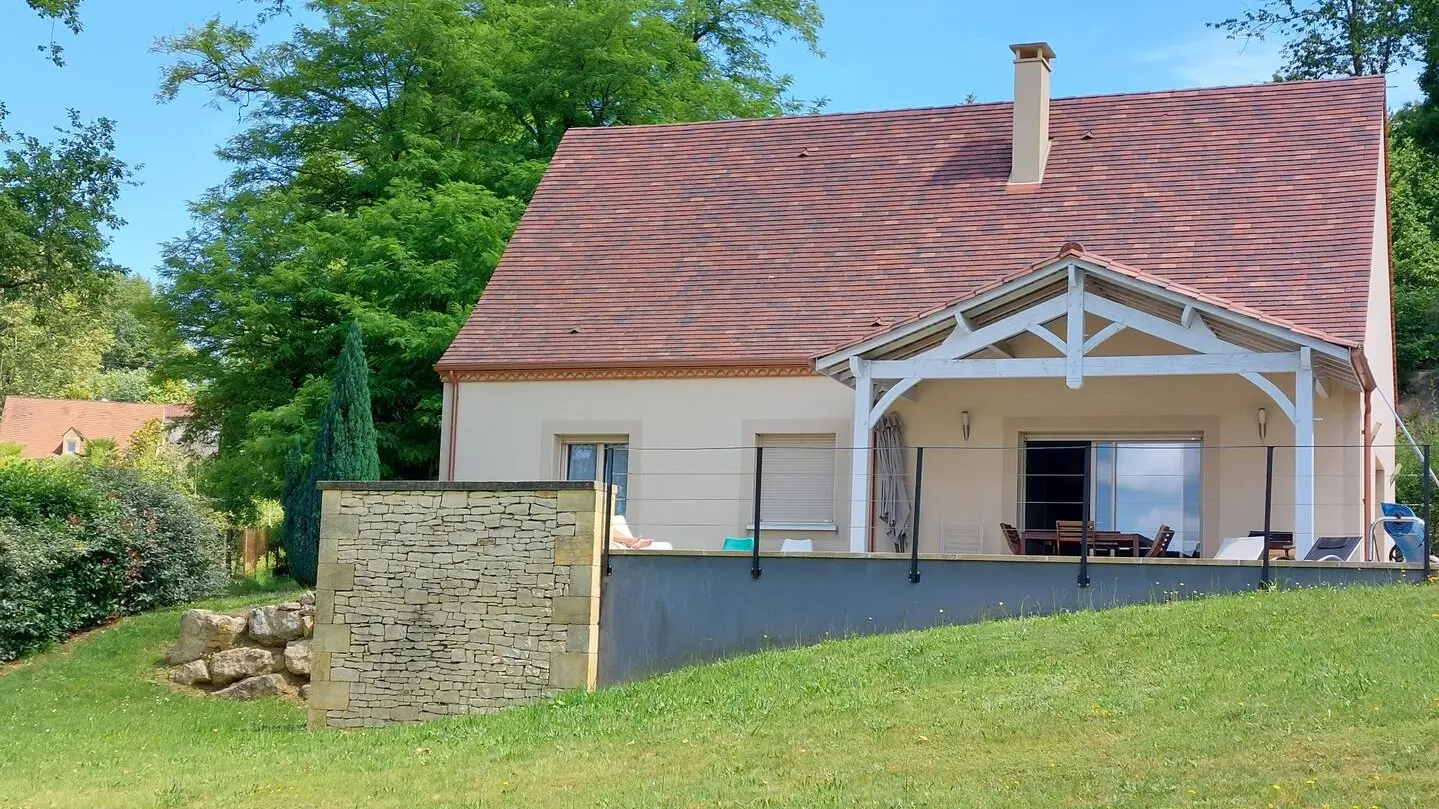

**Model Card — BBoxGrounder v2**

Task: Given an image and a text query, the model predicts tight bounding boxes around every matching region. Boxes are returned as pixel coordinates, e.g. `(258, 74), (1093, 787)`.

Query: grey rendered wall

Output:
(597, 553), (1415, 686)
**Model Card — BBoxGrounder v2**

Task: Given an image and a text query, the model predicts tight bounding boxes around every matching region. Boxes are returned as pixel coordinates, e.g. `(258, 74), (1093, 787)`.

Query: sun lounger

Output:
(1213, 536), (1266, 560)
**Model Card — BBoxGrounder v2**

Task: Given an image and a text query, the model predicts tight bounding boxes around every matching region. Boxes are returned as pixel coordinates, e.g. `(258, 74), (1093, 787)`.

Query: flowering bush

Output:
(0, 462), (225, 661)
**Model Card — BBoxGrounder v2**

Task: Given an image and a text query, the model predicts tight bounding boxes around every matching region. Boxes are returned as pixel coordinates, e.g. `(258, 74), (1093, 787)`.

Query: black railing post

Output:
(1423, 444), (1432, 580)
(909, 447), (924, 583)
(602, 446), (615, 576)
(751, 446), (763, 579)
(1078, 456), (1091, 588)
(1261, 445), (1274, 588)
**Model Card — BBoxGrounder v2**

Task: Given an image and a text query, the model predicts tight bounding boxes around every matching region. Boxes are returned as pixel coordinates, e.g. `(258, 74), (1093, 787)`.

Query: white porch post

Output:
(1066, 264), (1084, 389)
(849, 359), (874, 553)
(1294, 347), (1316, 558)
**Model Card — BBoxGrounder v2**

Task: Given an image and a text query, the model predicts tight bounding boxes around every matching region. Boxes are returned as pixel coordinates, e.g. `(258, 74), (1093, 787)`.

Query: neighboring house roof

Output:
(0, 397), (190, 459)
(438, 75), (1386, 374)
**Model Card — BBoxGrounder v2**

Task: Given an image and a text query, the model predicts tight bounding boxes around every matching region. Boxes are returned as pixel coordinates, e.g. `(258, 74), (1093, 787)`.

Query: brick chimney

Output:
(1007, 42), (1056, 189)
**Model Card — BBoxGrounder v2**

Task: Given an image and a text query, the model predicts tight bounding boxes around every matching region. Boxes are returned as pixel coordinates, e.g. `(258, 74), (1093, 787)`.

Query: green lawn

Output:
(3, 586), (1439, 808)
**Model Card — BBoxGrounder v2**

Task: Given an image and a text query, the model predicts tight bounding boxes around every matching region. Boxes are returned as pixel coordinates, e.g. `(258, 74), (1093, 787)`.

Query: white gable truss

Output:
(815, 255), (1365, 556)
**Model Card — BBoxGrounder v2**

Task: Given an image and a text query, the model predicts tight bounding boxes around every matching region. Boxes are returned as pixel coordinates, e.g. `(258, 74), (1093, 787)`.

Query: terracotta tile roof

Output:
(824, 242), (1357, 361)
(0, 397), (190, 459)
(437, 76), (1386, 372)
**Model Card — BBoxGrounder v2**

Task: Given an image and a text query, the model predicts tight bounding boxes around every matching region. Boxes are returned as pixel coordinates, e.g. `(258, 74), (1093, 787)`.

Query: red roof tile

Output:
(438, 76), (1387, 371)
(0, 397), (189, 459)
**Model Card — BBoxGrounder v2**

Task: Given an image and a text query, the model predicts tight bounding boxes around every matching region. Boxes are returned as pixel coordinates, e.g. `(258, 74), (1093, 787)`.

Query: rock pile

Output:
(164, 594), (315, 700)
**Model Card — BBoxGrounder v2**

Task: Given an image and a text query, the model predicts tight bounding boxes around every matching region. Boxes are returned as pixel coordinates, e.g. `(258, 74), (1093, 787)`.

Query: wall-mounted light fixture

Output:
(1257, 407), (1268, 442)
(961, 410), (971, 442)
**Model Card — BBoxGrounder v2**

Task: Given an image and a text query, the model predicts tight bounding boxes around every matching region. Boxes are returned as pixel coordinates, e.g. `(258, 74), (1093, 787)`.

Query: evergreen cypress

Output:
(284, 322), (381, 585)
(279, 437), (311, 581)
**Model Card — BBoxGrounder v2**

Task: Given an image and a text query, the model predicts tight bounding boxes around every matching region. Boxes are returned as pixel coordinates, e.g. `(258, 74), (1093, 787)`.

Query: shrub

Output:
(87, 467), (227, 613)
(0, 519), (128, 661)
(0, 464), (227, 661)
(0, 462), (104, 524)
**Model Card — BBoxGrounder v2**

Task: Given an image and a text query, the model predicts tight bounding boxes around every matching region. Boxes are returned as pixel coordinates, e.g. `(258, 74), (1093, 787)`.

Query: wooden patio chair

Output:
(1056, 520), (1099, 555)
(1055, 520), (1095, 539)
(1144, 525), (1175, 558)
(1000, 523), (1024, 555)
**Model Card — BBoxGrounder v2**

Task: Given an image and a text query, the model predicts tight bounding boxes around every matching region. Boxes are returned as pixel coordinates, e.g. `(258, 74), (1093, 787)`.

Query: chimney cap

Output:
(1010, 42), (1056, 62)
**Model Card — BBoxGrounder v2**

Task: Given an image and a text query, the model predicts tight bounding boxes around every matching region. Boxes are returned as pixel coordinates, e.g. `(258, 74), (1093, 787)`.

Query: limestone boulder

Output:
(209, 647), (275, 686)
(167, 659), (210, 685)
(299, 683), (311, 700)
(214, 673), (286, 700)
(301, 616), (314, 638)
(298, 591), (315, 607)
(247, 605), (304, 646)
(166, 609), (247, 665)
(284, 638), (312, 676)
(277, 601), (302, 612)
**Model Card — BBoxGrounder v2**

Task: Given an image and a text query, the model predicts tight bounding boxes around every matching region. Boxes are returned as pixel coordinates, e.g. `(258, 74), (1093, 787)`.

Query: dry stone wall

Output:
(309, 482), (604, 729)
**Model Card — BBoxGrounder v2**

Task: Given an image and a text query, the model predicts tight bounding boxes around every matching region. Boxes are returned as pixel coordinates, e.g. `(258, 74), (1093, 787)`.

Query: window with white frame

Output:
(561, 439), (629, 515)
(63, 439), (79, 455)
(757, 434), (837, 528)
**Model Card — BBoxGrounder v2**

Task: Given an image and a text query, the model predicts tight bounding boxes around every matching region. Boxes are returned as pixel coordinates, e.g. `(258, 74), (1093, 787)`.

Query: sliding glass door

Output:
(1092, 440), (1202, 555)
(1023, 437), (1202, 556)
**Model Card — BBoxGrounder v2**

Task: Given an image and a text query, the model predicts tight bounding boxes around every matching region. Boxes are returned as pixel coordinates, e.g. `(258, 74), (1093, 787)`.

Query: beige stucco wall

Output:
(449, 376), (857, 551)
(308, 483), (603, 729)
(449, 356), (1371, 556)
(1366, 144), (1399, 519)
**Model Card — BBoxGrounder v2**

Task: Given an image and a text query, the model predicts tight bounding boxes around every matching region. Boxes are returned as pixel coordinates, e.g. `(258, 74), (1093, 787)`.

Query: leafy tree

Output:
(0, 296), (113, 399)
(91, 277), (195, 403)
(19, 0), (83, 65)
(1209, 3), (1439, 395)
(0, 106), (133, 400)
(154, 0), (823, 519)
(1210, 0), (1419, 78)
(0, 108), (131, 310)
(1388, 111), (1439, 383)
(283, 322), (379, 585)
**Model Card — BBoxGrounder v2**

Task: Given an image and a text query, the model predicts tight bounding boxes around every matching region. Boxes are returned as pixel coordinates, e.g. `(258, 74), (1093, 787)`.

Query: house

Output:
(435, 43), (1399, 560)
(0, 397), (194, 459)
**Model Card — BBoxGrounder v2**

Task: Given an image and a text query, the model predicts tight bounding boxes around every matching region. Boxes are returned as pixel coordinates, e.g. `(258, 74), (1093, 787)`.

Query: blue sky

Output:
(0, 0), (1422, 280)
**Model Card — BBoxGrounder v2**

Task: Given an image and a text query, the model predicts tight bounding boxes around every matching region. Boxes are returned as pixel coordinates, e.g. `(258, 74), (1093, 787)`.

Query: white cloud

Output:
(1137, 31), (1282, 89)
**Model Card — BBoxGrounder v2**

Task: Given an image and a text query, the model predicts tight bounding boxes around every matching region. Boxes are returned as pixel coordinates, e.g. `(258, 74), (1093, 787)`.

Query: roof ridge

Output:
(558, 74), (1385, 138)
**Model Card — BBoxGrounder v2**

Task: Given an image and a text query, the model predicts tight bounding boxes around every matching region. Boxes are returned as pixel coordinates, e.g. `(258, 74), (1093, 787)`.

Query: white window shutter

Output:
(758, 434), (837, 525)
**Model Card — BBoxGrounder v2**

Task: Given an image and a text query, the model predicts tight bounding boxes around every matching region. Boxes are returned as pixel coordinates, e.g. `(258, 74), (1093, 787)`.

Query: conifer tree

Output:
(284, 322), (380, 585)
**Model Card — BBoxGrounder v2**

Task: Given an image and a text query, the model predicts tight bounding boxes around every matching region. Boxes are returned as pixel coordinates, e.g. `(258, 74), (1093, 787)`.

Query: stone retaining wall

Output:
(309, 481), (604, 729)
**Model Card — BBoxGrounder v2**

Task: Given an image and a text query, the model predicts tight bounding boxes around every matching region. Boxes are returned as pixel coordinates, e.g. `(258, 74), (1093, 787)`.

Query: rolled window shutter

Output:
(758, 434), (836, 524)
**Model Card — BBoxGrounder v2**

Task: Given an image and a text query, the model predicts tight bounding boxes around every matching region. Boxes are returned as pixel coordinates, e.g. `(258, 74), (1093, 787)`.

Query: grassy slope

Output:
(2, 587), (1439, 808)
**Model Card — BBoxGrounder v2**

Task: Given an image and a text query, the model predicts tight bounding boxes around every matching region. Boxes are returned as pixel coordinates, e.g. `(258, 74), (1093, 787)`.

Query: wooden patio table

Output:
(1021, 529), (1148, 557)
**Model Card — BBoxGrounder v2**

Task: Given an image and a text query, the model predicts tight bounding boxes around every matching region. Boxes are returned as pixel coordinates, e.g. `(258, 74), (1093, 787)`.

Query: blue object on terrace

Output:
(722, 537), (755, 552)
(1381, 502), (1428, 563)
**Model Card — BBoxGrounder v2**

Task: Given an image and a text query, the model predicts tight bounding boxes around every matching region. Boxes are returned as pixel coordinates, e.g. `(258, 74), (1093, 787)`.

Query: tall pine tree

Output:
(283, 322), (380, 585)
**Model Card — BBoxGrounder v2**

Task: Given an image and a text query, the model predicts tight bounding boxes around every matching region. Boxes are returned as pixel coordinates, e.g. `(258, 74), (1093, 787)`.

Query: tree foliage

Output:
(155, 0), (823, 518)
(19, 0), (83, 64)
(1389, 111), (1439, 382)
(0, 103), (144, 401)
(0, 276), (189, 403)
(0, 108), (130, 310)
(1210, 1), (1439, 395)
(1210, 0), (1420, 78)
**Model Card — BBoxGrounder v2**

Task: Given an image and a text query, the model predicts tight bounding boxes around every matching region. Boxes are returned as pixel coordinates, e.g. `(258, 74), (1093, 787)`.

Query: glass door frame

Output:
(1019, 433), (1203, 548)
